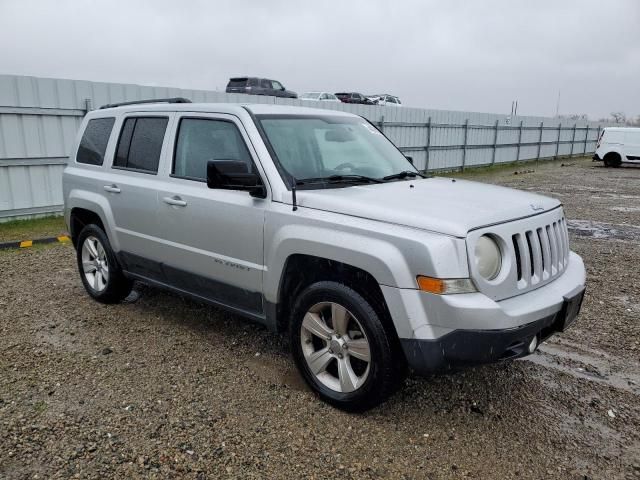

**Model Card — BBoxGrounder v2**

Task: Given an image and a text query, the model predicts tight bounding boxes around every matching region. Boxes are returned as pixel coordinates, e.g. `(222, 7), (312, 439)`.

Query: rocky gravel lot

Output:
(1, 157), (639, 479)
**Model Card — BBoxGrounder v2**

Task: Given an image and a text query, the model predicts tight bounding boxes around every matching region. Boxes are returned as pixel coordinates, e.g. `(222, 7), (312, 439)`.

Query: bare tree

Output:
(610, 112), (626, 124)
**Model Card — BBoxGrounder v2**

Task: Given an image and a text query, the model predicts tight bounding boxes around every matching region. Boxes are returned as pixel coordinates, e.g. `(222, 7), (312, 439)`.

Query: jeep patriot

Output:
(63, 98), (586, 410)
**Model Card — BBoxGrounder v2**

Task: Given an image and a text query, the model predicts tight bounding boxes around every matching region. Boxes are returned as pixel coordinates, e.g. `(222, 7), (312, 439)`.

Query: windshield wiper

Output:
(296, 174), (383, 186)
(382, 170), (426, 181)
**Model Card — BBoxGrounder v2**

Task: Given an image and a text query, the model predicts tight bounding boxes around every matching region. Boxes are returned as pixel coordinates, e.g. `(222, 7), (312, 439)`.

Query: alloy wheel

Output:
(81, 235), (109, 292)
(300, 302), (371, 393)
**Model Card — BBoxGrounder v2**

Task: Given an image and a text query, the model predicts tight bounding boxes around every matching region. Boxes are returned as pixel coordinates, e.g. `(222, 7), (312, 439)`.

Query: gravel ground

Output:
(1, 157), (639, 479)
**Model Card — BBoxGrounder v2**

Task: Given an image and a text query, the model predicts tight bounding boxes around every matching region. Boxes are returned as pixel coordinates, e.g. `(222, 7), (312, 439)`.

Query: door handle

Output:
(162, 196), (187, 207)
(103, 184), (121, 193)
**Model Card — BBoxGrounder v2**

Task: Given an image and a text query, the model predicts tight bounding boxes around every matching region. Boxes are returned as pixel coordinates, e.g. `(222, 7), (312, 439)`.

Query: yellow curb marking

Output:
(57, 235), (71, 242)
(19, 240), (33, 248)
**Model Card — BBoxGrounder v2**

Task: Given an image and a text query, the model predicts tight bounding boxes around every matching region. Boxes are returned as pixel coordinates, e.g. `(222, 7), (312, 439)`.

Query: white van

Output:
(593, 127), (640, 167)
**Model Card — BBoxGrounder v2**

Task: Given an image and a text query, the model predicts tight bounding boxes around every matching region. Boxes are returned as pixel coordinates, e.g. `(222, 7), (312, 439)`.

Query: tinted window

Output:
(77, 118), (115, 165)
(260, 79), (271, 89)
(114, 118), (135, 167)
(114, 117), (168, 173)
(227, 78), (247, 88)
(272, 81), (283, 90)
(173, 118), (253, 180)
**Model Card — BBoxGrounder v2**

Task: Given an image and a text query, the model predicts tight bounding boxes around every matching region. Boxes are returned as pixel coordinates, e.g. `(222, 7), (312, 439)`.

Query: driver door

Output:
(155, 113), (267, 316)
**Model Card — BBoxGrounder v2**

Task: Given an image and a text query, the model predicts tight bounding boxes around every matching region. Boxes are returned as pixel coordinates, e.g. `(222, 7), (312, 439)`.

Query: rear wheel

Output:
(603, 152), (621, 168)
(290, 281), (404, 411)
(76, 224), (132, 303)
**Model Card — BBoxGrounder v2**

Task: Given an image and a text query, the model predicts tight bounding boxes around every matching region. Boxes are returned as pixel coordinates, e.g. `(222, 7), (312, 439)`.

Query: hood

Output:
(295, 177), (561, 237)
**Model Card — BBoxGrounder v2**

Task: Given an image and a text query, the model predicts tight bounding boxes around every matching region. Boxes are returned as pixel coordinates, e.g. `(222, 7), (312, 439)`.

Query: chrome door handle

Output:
(103, 184), (121, 193)
(162, 196), (187, 207)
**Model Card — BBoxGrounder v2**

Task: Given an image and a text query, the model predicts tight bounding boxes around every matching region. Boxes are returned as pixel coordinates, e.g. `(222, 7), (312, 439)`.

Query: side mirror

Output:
(405, 156), (414, 164)
(207, 160), (266, 198)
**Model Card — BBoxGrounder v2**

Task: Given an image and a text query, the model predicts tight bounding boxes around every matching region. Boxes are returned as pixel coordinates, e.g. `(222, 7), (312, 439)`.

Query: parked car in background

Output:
(367, 94), (402, 106)
(226, 77), (297, 98)
(335, 92), (375, 105)
(300, 92), (341, 102)
(64, 99), (586, 411)
(593, 127), (640, 167)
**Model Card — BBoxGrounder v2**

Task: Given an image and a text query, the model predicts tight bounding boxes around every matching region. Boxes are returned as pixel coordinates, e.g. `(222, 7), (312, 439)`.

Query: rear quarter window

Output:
(76, 117), (115, 165)
(227, 78), (247, 88)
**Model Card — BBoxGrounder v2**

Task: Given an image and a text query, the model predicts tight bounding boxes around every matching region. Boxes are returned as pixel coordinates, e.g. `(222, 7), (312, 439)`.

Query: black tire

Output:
(290, 281), (405, 412)
(604, 153), (621, 168)
(76, 224), (133, 304)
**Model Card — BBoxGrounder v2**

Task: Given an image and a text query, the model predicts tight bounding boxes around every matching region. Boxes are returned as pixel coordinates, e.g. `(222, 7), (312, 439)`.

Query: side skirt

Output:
(117, 251), (275, 331)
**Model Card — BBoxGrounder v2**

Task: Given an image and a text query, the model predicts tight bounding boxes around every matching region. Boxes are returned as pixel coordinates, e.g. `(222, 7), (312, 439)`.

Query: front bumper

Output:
(400, 295), (580, 374)
(593, 153), (601, 161)
(381, 252), (586, 374)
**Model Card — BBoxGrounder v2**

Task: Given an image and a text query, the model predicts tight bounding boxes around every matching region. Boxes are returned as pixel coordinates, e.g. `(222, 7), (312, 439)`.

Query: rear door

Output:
(105, 113), (173, 269)
(154, 112), (267, 316)
(259, 78), (272, 96)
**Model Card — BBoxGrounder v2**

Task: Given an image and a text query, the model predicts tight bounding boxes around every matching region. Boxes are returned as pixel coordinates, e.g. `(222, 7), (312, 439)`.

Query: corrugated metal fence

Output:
(0, 74), (607, 221)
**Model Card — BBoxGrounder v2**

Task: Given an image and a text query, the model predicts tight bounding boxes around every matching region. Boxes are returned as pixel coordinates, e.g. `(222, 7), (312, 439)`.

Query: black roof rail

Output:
(99, 97), (192, 110)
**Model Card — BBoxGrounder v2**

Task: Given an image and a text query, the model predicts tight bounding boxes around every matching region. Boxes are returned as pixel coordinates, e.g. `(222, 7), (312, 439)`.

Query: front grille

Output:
(511, 217), (569, 288)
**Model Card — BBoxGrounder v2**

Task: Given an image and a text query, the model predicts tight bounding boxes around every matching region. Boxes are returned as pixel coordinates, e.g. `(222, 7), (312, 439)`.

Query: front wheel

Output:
(290, 281), (405, 411)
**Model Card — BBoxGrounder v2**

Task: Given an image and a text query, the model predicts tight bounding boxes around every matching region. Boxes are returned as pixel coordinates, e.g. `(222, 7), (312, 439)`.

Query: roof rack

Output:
(99, 97), (192, 110)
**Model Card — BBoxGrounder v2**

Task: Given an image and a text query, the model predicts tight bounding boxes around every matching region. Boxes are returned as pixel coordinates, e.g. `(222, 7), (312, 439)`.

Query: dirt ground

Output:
(1, 157), (639, 479)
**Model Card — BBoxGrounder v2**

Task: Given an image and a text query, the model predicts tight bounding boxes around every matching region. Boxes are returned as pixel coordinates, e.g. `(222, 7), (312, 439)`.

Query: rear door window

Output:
(113, 117), (168, 174)
(77, 117), (115, 165)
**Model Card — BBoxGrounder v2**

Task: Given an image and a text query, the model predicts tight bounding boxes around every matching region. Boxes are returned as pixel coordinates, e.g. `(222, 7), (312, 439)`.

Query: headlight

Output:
(475, 235), (502, 280)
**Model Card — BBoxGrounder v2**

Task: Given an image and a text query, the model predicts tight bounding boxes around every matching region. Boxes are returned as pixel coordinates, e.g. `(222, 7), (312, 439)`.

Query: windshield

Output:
(256, 114), (417, 187)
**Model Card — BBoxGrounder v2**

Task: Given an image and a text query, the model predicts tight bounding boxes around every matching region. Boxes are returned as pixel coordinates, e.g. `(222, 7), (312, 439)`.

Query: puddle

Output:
(567, 219), (640, 241)
(245, 355), (308, 391)
(524, 342), (640, 395)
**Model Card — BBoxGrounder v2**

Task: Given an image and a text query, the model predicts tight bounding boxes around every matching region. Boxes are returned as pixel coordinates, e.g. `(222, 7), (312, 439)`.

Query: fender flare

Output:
(67, 189), (120, 251)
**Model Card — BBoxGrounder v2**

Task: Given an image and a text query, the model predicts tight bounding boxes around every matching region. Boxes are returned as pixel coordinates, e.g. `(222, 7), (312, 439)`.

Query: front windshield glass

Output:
(256, 115), (416, 186)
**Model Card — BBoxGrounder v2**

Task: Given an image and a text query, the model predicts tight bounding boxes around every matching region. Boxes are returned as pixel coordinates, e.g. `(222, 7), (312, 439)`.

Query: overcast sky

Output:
(1, 0), (638, 119)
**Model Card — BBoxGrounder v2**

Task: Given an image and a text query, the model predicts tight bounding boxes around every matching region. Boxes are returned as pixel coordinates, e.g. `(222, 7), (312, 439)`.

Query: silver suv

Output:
(63, 98), (586, 411)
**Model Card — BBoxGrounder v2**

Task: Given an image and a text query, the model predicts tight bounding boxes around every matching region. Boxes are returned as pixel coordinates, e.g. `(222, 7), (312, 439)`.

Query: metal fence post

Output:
(425, 116), (431, 171)
(379, 115), (385, 133)
(84, 98), (93, 114)
(584, 125), (589, 154)
(555, 122), (561, 159)
(570, 123), (577, 157)
(537, 121), (543, 160)
(491, 119), (499, 165)
(461, 118), (469, 171)
(515, 120), (523, 162)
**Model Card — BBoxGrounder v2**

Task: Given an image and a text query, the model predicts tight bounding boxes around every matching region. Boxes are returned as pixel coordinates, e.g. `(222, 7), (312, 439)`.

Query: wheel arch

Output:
(270, 253), (401, 344)
(67, 190), (119, 249)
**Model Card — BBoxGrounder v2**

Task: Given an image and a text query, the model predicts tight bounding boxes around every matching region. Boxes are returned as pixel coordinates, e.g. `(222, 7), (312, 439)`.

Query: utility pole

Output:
(555, 89), (561, 118)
